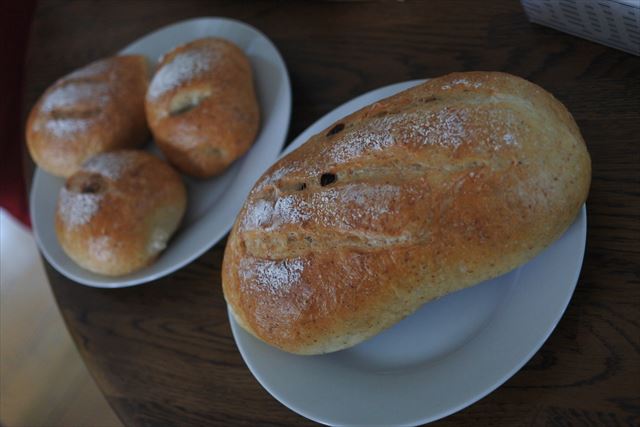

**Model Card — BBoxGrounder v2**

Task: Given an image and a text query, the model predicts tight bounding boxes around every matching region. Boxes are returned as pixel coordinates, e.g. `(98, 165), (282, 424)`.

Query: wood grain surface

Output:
(23, 0), (640, 425)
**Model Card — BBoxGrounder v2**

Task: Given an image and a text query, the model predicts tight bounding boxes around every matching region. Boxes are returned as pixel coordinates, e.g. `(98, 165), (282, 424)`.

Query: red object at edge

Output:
(0, 0), (37, 228)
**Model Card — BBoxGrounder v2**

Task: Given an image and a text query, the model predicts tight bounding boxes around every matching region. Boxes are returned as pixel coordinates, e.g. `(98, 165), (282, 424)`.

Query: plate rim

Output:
(227, 79), (588, 426)
(29, 16), (292, 287)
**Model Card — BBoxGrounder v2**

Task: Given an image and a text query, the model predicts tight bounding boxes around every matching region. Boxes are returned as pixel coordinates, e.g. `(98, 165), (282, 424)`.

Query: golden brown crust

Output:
(222, 71), (591, 355)
(55, 150), (187, 276)
(26, 55), (150, 177)
(145, 38), (260, 178)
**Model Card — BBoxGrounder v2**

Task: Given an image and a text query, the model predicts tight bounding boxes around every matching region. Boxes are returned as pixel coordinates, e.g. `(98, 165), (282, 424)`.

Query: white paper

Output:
(521, 0), (640, 56)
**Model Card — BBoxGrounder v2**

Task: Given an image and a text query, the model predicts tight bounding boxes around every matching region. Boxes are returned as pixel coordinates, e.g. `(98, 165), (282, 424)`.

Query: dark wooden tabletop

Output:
(23, 0), (640, 425)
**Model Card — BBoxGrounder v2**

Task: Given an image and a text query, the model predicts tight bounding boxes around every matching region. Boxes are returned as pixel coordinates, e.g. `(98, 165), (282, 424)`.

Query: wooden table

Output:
(24, 1), (639, 425)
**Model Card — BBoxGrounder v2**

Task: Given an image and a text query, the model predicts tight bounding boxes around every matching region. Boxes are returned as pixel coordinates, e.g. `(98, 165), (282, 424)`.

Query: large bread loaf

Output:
(222, 72), (591, 355)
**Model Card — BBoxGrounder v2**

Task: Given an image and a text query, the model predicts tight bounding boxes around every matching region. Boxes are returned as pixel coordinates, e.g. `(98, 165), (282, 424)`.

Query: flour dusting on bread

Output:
(441, 78), (483, 90)
(311, 184), (401, 229)
(272, 195), (311, 227)
(148, 48), (219, 100)
(43, 118), (91, 137)
(240, 258), (305, 294)
(89, 236), (114, 263)
(327, 109), (472, 163)
(147, 228), (170, 255)
(83, 152), (132, 180)
(41, 82), (109, 113)
(38, 82), (109, 138)
(242, 183), (401, 233)
(58, 187), (102, 228)
(241, 199), (273, 230)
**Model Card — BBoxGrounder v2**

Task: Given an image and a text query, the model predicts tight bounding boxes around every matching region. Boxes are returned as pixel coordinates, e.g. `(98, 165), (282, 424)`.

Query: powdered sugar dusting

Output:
(241, 257), (305, 294)
(58, 187), (102, 228)
(148, 48), (219, 100)
(83, 152), (131, 180)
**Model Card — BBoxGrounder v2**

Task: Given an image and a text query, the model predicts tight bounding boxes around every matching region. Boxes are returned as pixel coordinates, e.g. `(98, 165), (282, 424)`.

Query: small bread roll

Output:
(223, 72), (591, 355)
(55, 150), (187, 276)
(145, 38), (260, 178)
(26, 55), (150, 177)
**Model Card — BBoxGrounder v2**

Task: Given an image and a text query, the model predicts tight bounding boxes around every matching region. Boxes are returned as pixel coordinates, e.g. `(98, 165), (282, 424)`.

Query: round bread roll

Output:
(55, 150), (187, 276)
(222, 72), (591, 355)
(145, 38), (260, 178)
(26, 55), (150, 177)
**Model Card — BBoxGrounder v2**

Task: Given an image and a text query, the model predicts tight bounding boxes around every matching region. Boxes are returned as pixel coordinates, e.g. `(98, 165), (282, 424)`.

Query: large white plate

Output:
(30, 18), (291, 287)
(229, 80), (587, 426)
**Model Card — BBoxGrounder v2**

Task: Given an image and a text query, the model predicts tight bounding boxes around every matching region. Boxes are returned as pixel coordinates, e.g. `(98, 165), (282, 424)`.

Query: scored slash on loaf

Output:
(222, 71), (591, 355)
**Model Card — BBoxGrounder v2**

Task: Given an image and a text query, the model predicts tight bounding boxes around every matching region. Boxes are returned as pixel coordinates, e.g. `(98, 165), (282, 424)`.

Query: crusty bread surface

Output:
(222, 71), (591, 355)
(26, 55), (150, 177)
(55, 150), (187, 276)
(145, 38), (260, 178)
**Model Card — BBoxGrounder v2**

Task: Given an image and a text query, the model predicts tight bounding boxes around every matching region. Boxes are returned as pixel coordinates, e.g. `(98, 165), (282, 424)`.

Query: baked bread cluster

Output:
(27, 37), (259, 276)
(222, 71), (591, 355)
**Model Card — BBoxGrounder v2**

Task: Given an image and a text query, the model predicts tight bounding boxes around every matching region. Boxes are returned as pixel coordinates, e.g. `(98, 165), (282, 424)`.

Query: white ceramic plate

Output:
(229, 80), (587, 426)
(30, 18), (291, 287)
